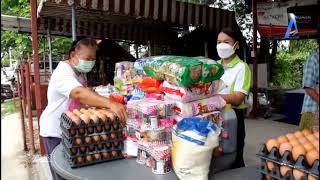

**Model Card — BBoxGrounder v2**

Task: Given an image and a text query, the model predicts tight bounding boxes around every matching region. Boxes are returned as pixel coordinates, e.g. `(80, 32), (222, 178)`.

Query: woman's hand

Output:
(109, 102), (127, 124)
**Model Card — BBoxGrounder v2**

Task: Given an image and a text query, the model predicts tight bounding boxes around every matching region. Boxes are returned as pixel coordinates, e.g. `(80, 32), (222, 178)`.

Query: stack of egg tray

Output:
(60, 113), (125, 168)
(257, 144), (319, 180)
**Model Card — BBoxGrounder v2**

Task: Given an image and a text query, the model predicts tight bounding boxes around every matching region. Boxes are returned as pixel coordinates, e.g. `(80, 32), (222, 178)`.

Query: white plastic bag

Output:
(172, 118), (220, 180)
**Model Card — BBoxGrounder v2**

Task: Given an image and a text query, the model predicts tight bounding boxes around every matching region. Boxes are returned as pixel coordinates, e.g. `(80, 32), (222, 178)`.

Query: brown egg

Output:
(80, 108), (87, 114)
(302, 129), (312, 136)
(90, 114), (99, 124)
(290, 139), (300, 147)
(102, 152), (110, 160)
(308, 174), (318, 180)
(85, 154), (92, 162)
(292, 145), (306, 161)
(286, 133), (296, 141)
(113, 123), (119, 130)
(105, 142), (112, 149)
(306, 134), (317, 142)
(303, 142), (315, 152)
(70, 115), (81, 125)
(97, 143), (104, 150)
(92, 135), (100, 142)
(311, 140), (319, 148)
(113, 141), (120, 147)
(65, 111), (74, 118)
(71, 147), (78, 155)
(294, 131), (304, 138)
(93, 153), (100, 160)
(96, 113), (107, 122)
(75, 138), (82, 145)
(293, 169), (306, 180)
(73, 109), (82, 117)
(298, 137), (308, 144)
(69, 129), (76, 136)
(280, 165), (292, 177)
(79, 146), (87, 153)
(76, 156), (84, 164)
(89, 144), (95, 152)
(96, 125), (103, 132)
(84, 137), (91, 144)
(279, 142), (293, 156)
(110, 133), (117, 140)
(88, 127), (94, 134)
(80, 114), (90, 124)
(100, 134), (108, 141)
(111, 150), (118, 157)
(306, 149), (319, 166)
(78, 128), (85, 135)
(277, 136), (289, 144)
(104, 124), (111, 131)
(105, 111), (116, 122)
(313, 131), (319, 139)
(266, 139), (280, 152)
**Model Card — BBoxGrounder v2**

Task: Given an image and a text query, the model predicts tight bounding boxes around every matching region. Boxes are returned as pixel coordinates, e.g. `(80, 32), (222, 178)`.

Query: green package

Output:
(196, 57), (224, 83)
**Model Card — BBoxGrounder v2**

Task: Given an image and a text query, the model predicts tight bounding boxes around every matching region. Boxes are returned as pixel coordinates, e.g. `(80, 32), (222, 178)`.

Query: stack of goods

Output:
(125, 98), (176, 174)
(257, 129), (319, 180)
(113, 61), (144, 96)
(60, 108), (125, 168)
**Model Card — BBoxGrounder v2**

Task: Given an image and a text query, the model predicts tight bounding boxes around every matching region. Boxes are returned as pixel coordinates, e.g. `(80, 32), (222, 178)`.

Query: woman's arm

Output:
(221, 92), (246, 106)
(70, 86), (127, 122)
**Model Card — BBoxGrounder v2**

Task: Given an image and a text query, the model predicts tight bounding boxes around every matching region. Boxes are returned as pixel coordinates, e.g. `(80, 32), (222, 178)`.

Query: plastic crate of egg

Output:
(60, 108), (125, 168)
(256, 129), (319, 180)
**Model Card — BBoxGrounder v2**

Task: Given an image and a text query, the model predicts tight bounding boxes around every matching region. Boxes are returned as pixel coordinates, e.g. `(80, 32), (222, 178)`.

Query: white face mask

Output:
(216, 43), (237, 59)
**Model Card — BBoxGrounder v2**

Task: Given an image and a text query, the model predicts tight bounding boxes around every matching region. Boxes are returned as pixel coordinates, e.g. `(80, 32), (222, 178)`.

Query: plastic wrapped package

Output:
(160, 80), (224, 103)
(172, 118), (220, 180)
(169, 95), (226, 118)
(137, 77), (163, 93)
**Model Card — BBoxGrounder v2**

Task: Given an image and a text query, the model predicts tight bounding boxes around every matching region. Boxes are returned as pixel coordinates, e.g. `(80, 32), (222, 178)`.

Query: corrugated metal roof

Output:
(37, 0), (238, 44)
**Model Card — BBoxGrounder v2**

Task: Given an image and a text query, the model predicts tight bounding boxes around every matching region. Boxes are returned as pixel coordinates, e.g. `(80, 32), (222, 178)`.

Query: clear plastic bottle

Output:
(220, 104), (238, 153)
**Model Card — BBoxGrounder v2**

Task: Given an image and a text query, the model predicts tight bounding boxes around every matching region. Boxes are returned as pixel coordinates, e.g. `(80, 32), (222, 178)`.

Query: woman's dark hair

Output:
(68, 37), (97, 59)
(219, 27), (240, 43)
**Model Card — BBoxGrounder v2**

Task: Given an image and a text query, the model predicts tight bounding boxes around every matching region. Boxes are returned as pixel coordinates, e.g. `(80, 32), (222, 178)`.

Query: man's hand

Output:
(109, 102), (127, 124)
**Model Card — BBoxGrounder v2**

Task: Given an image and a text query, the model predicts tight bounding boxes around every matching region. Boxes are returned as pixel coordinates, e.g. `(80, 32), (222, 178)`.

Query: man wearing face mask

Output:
(216, 28), (252, 169)
(39, 37), (127, 180)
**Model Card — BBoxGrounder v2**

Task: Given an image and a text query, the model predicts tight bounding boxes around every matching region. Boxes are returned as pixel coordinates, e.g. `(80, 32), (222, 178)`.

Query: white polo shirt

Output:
(218, 55), (251, 109)
(40, 61), (86, 138)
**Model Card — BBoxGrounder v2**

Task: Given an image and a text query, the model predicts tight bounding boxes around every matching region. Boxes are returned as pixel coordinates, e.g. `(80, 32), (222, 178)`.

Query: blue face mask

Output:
(74, 58), (96, 73)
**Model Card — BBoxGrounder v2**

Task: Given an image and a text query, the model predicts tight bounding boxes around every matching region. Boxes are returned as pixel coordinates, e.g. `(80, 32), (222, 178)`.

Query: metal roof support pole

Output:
(47, 20), (53, 74)
(251, 0), (258, 118)
(31, 0), (45, 155)
(71, 4), (77, 41)
(16, 68), (27, 151)
(148, 41), (152, 56)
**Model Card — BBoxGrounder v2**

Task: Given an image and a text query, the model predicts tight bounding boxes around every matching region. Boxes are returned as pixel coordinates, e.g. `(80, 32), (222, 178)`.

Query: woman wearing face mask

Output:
(39, 37), (127, 180)
(216, 28), (252, 169)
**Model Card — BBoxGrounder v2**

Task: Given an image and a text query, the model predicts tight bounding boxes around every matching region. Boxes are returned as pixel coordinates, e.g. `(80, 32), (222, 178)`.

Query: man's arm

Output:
(305, 87), (319, 104)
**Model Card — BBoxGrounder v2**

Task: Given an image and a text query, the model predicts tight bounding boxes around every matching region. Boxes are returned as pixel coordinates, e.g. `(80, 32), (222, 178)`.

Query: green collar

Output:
(218, 55), (241, 68)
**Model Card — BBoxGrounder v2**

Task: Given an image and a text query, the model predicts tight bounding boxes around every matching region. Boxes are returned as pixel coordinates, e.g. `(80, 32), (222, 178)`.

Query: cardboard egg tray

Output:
(60, 113), (123, 137)
(63, 147), (124, 168)
(256, 144), (319, 179)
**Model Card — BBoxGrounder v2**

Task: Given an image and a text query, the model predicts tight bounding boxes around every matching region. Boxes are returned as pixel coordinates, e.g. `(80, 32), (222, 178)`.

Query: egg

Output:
(76, 156), (84, 164)
(73, 109), (82, 117)
(280, 165), (292, 177)
(113, 123), (119, 130)
(71, 147), (78, 155)
(89, 144), (95, 152)
(298, 137), (308, 144)
(313, 131), (319, 139)
(113, 141), (120, 147)
(85, 154), (92, 162)
(293, 169), (306, 180)
(303, 142), (315, 152)
(105, 142), (112, 149)
(75, 138), (82, 145)
(106, 111), (116, 122)
(302, 129), (312, 136)
(97, 143), (104, 150)
(90, 114), (99, 124)
(79, 146), (87, 153)
(69, 129), (76, 136)
(78, 128), (85, 135)
(292, 145), (306, 161)
(277, 135), (289, 144)
(102, 152), (110, 160)
(88, 127), (94, 134)
(110, 133), (117, 140)
(93, 153), (100, 160)
(80, 108), (87, 114)
(80, 114), (90, 124)
(290, 139), (300, 147)
(294, 131), (304, 138)
(311, 140), (319, 148)
(65, 111), (74, 118)
(100, 134), (108, 141)
(279, 142), (293, 156)
(286, 133), (296, 141)
(111, 150), (118, 157)
(306, 134), (316, 142)
(84, 137), (91, 144)
(265, 176), (271, 180)
(84, 110), (93, 117)
(92, 135), (100, 142)
(96, 125), (103, 132)
(104, 125), (111, 131)
(308, 174), (318, 180)
(96, 113), (107, 122)
(70, 115), (81, 125)
(306, 149), (319, 166)
(266, 139), (280, 152)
